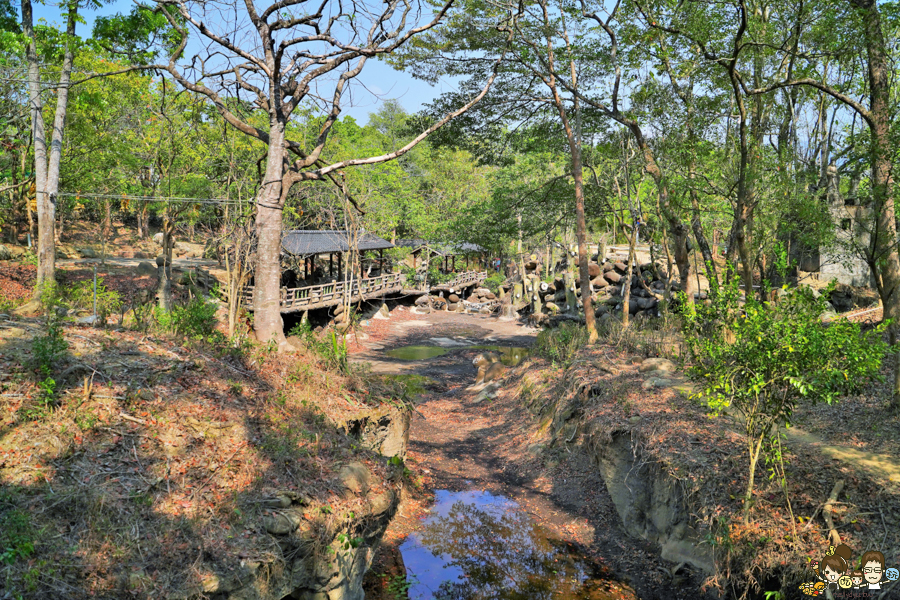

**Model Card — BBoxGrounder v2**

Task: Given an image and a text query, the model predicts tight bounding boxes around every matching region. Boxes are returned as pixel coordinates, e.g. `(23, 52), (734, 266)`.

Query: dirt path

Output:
(351, 309), (706, 600)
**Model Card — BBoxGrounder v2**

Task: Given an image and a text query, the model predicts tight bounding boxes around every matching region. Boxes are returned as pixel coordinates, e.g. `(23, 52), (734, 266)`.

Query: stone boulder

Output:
(0, 244), (12, 260)
(588, 262), (601, 278)
(637, 297), (658, 310)
(338, 462), (371, 497)
(604, 271), (622, 284)
(639, 357), (677, 373)
(136, 261), (156, 276)
(78, 247), (99, 258)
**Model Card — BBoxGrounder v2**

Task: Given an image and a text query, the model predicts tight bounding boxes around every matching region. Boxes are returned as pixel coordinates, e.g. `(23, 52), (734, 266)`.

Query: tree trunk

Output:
(622, 225), (637, 328)
(253, 121), (288, 347)
(550, 87), (596, 342)
(102, 199), (112, 240)
(42, 1), (76, 283)
(571, 104), (597, 344)
(23, 0), (50, 297)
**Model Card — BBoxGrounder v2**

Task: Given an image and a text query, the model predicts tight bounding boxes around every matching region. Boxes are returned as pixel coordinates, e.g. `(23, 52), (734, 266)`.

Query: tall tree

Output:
(22, 0), (78, 298)
(746, 0), (900, 407)
(145, 0), (506, 347)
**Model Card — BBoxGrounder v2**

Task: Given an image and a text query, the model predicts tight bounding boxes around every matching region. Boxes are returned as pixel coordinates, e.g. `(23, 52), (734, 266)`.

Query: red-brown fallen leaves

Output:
(0, 264), (36, 302)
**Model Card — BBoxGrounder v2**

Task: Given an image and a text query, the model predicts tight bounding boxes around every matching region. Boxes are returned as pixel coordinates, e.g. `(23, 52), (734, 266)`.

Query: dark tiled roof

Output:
(395, 238), (428, 249)
(282, 230), (394, 255)
(394, 239), (485, 255)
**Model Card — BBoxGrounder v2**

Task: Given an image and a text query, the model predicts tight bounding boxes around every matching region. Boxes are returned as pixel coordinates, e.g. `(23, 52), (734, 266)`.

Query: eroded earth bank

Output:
(352, 308), (716, 600)
(352, 306), (900, 600)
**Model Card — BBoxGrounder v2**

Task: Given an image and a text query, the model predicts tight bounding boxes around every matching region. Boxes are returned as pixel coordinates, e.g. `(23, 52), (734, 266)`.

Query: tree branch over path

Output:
(140, 0), (511, 345)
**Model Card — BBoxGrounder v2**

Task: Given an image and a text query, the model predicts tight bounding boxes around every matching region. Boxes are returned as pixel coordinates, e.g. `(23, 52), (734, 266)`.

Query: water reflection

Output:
(386, 346), (451, 360)
(482, 346), (528, 367)
(400, 490), (632, 600)
(384, 345), (529, 366)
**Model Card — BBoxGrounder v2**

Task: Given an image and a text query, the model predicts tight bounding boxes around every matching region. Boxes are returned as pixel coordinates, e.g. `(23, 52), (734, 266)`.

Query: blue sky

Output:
(32, 0), (455, 124)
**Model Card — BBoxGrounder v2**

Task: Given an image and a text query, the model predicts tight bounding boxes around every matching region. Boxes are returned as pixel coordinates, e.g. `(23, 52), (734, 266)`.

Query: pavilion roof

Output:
(282, 230), (394, 255)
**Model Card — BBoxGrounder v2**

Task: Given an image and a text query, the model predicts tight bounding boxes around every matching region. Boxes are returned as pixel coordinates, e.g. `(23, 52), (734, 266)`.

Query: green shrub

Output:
(66, 277), (122, 322)
(288, 321), (349, 373)
(682, 272), (889, 523)
(426, 266), (453, 286)
(483, 273), (504, 294)
(0, 501), (35, 564)
(155, 297), (218, 339)
(533, 322), (587, 367)
(30, 317), (68, 407)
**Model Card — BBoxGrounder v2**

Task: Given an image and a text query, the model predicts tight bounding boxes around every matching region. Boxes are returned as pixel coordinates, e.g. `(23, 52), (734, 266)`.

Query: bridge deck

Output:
(430, 271), (488, 292)
(241, 270), (488, 313)
(242, 273), (405, 313)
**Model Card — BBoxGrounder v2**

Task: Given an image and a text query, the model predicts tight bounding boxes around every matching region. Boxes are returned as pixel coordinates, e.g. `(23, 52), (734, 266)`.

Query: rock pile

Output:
(505, 256), (675, 323)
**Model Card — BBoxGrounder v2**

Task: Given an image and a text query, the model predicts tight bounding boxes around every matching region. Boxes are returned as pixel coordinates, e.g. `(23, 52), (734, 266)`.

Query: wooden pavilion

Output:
(243, 230), (403, 312)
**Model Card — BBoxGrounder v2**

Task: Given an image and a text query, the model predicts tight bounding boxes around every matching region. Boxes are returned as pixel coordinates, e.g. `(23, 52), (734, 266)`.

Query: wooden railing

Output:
(433, 271), (487, 290)
(242, 272), (405, 312)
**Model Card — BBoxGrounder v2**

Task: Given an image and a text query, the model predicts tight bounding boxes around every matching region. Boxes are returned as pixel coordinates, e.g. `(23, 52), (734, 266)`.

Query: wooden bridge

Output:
(431, 271), (488, 292)
(241, 272), (405, 313)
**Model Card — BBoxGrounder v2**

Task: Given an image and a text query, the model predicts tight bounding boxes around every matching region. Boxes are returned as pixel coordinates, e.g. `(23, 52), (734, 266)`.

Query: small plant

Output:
(382, 572), (415, 599)
(0, 293), (20, 314)
(483, 272), (504, 294)
(334, 532), (364, 551)
(682, 270), (889, 523)
(388, 455), (412, 478)
(288, 321), (350, 373)
(67, 277), (122, 323)
(0, 500), (35, 564)
(21, 249), (38, 266)
(155, 297), (218, 340)
(30, 315), (68, 408)
(533, 322), (587, 368)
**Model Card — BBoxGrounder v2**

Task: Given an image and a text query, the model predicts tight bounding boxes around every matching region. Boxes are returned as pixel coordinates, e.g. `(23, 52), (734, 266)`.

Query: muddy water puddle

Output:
(400, 489), (635, 600)
(385, 345), (529, 366)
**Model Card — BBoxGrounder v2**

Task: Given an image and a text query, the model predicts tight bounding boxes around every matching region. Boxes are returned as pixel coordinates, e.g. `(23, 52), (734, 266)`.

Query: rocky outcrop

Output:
(193, 483), (400, 600)
(585, 429), (714, 573)
(338, 405), (410, 458)
(523, 366), (714, 576)
(186, 403), (408, 600)
(191, 408), (409, 600)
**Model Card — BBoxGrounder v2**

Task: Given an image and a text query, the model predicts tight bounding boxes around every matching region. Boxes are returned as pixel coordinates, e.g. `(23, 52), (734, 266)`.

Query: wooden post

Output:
(453, 255), (456, 272)
(379, 248), (384, 273)
(546, 244), (551, 279)
(466, 255), (469, 270)
(531, 277), (542, 315)
(564, 271), (577, 314)
(338, 253), (343, 279)
(329, 253), (333, 277)
(305, 256), (309, 280)
(513, 282), (524, 308)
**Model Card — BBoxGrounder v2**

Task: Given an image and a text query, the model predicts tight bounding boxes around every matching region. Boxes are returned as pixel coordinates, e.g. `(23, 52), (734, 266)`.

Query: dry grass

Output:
(0, 315), (407, 599)
(510, 341), (900, 600)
